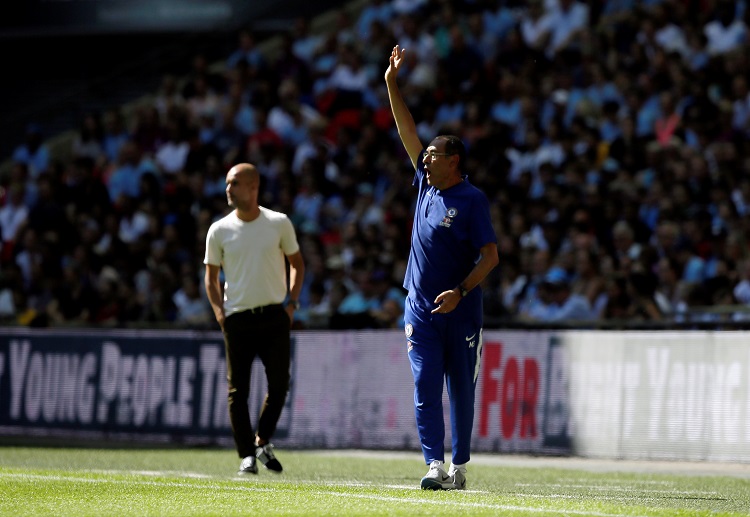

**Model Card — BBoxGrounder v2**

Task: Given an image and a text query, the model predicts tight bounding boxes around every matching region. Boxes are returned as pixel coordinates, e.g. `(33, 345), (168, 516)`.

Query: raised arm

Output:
(384, 45), (423, 169)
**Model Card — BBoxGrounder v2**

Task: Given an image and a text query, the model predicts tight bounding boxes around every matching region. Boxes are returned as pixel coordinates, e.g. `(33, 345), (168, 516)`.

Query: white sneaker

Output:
(420, 460), (453, 490)
(238, 455), (258, 475)
(448, 463), (467, 490)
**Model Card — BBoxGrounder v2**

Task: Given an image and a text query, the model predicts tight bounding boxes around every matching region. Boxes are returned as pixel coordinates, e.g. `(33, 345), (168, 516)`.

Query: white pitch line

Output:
(323, 490), (653, 516)
(0, 472), (654, 517)
(514, 483), (720, 496)
(79, 469), (213, 479)
(565, 478), (675, 486)
(1, 472), (279, 492)
(335, 482), (423, 490)
(129, 471), (213, 479)
(514, 493), (710, 503)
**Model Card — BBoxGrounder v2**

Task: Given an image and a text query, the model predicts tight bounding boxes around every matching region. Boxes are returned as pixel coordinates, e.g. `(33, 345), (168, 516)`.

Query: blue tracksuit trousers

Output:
(404, 296), (482, 465)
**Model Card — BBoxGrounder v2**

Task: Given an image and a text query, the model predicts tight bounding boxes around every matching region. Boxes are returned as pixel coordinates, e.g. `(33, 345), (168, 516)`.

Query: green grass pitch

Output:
(2, 446), (749, 516)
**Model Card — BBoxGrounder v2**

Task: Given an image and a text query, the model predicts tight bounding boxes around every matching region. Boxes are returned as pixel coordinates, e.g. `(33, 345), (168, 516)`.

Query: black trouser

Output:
(222, 304), (290, 459)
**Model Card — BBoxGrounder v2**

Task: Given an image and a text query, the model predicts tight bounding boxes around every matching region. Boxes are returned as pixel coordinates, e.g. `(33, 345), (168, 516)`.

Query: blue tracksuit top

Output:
(403, 155), (497, 312)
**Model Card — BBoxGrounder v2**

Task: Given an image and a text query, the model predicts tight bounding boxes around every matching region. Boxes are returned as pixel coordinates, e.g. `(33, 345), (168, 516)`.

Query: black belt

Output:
(244, 303), (283, 315)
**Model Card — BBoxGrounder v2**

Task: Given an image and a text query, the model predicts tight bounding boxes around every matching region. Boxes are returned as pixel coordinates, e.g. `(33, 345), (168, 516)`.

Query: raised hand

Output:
(384, 45), (406, 82)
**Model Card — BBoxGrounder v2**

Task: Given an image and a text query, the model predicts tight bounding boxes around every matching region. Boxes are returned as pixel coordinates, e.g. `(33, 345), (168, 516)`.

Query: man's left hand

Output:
(431, 288), (461, 314)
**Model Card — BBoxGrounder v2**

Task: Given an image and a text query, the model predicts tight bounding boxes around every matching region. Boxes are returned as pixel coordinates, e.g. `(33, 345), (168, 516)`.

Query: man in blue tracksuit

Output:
(385, 44), (499, 490)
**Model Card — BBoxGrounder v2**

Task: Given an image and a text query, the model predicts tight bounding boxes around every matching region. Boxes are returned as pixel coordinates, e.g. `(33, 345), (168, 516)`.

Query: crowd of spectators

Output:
(2, 0), (750, 330)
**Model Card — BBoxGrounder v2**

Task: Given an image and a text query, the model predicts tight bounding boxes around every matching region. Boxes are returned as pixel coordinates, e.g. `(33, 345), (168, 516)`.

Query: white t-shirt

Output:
(204, 207), (299, 315)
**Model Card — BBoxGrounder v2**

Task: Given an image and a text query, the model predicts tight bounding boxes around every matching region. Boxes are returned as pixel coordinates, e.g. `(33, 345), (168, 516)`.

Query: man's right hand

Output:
(384, 45), (405, 83)
(384, 43), (422, 169)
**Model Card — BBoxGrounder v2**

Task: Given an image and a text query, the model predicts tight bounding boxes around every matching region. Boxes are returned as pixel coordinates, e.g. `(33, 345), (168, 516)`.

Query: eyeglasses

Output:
(423, 150), (454, 160)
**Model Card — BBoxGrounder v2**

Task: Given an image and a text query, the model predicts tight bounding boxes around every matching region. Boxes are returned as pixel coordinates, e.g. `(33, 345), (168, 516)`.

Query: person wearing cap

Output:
(204, 162), (305, 476)
(385, 45), (499, 491)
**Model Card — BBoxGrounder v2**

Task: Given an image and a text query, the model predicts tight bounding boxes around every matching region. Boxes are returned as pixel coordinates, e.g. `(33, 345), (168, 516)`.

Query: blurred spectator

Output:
(292, 171), (325, 234)
(730, 74), (750, 136)
(185, 75), (221, 127)
(132, 105), (166, 156)
(172, 274), (212, 326)
(101, 109), (130, 164)
(211, 105), (246, 167)
(611, 220), (642, 266)
(625, 268), (663, 320)
(0, 265), (23, 323)
(12, 124), (50, 179)
(330, 8), (357, 46)
(703, 0), (748, 56)
(654, 91), (683, 146)
(25, 174), (73, 256)
(227, 29), (266, 71)
(733, 258), (750, 305)
(156, 118), (191, 176)
(391, 0), (427, 16)
(71, 112), (105, 163)
(329, 44), (371, 95)
(516, 247), (553, 317)
(330, 268), (382, 328)
(268, 79), (325, 147)
(310, 34), (340, 95)
(654, 255), (687, 315)
(545, 0), (589, 60)
(66, 157), (112, 221)
(117, 196), (150, 245)
(107, 140), (156, 200)
(274, 32), (314, 96)
(221, 78), (257, 137)
(520, 0), (552, 54)
(651, 3), (689, 56)
(7, 161), (38, 208)
(356, 0), (394, 40)
(441, 25), (484, 92)
(571, 248), (607, 313)
(526, 267), (596, 322)
(184, 53), (226, 99)
(154, 74), (186, 118)
(0, 184), (29, 262)
(46, 261), (98, 326)
(395, 11), (436, 64)
(291, 17), (324, 65)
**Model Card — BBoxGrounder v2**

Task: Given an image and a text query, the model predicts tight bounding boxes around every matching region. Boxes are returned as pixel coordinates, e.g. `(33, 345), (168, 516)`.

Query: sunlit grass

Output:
(2, 447), (748, 516)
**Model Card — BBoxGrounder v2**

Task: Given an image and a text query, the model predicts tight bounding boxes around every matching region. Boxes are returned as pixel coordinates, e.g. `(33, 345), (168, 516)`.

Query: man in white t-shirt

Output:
(204, 163), (305, 475)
